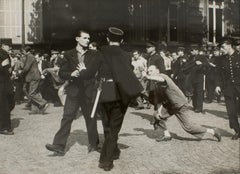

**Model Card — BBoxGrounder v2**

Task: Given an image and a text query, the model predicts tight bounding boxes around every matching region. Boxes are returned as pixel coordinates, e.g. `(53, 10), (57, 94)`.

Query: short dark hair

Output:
(77, 30), (89, 37)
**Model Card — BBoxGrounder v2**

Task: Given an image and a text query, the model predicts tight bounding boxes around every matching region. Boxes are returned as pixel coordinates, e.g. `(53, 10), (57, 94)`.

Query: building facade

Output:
(0, 0), (239, 46)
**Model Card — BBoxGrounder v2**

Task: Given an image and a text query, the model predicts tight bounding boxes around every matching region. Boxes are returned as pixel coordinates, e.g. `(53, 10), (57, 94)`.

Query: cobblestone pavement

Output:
(0, 101), (239, 174)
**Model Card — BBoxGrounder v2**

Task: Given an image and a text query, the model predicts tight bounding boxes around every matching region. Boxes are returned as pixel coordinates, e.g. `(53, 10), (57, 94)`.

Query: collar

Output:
(76, 45), (87, 55)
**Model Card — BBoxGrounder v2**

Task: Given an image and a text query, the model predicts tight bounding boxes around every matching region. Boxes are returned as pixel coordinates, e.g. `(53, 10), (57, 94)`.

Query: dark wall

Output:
(43, 0), (129, 48)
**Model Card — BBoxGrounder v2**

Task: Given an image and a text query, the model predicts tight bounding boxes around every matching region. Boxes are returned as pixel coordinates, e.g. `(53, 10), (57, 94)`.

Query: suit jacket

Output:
(79, 45), (143, 104)
(59, 48), (99, 98)
(21, 53), (41, 82)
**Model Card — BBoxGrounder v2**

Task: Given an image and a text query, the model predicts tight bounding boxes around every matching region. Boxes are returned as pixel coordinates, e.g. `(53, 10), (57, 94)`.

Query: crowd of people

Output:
(0, 27), (239, 171)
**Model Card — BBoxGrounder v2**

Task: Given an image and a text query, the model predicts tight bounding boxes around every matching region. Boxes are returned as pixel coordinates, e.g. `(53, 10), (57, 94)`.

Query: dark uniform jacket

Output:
(148, 53), (166, 74)
(79, 45), (143, 105)
(0, 48), (14, 111)
(58, 49), (100, 98)
(0, 48), (11, 83)
(215, 51), (240, 96)
(183, 54), (208, 83)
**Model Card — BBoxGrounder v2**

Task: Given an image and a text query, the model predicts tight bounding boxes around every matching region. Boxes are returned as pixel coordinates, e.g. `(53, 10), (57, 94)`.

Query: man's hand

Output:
(195, 61), (202, 65)
(1, 59), (10, 67)
(76, 62), (86, 72)
(71, 70), (80, 77)
(146, 75), (165, 82)
(215, 86), (221, 95)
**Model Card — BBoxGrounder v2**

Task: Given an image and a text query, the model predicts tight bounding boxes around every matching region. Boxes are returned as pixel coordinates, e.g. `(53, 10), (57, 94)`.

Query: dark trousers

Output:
(99, 100), (128, 163)
(192, 81), (204, 111)
(0, 83), (14, 130)
(205, 76), (215, 102)
(53, 91), (99, 148)
(224, 85), (240, 133)
(14, 80), (24, 102)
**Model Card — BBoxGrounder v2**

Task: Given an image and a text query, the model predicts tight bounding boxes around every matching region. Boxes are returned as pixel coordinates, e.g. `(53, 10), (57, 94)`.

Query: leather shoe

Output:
(98, 162), (114, 171)
(213, 129), (221, 142)
(156, 136), (172, 142)
(45, 144), (65, 155)
(232, 132), (240, 140)
(194, 109), (202, 113)
(0, 129), (14, 135)
(40, 103), (49, 114)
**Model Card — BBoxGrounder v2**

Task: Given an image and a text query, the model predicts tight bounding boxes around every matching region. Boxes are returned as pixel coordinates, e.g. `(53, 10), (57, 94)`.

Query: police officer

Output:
(77, 27), (143, 171)
(216, 39), (240, 140)
(183, 45), (208, 113)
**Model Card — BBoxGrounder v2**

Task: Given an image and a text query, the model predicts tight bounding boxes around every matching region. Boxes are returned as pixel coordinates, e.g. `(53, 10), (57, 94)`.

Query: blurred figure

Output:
(131, 50), (148, 110)
(0, 39), (15, 135)
(20, 47), (48, 114)
(205, 46), (218, 103)
(183, 45), (208, 113)
(11, 53), (24, 104)
(89, 41), (98, 51)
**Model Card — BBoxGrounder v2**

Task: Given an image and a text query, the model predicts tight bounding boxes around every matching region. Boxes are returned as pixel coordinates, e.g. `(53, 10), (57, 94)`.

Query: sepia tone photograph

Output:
(0, 0), (239, 173)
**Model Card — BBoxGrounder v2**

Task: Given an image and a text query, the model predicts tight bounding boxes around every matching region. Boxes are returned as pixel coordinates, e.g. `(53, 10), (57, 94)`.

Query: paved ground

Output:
(0, 100), (239, 174)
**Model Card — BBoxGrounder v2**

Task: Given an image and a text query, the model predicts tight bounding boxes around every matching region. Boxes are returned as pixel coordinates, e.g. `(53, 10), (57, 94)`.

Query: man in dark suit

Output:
(21, 47), (48, 114)
(0, 39), (15, 135)
(45, 30), (101, 155)
(184, 45), (208, 113)
(146, 41), (166, 74)
(77, 27), (143, 171)
(216, 39), (240, 140)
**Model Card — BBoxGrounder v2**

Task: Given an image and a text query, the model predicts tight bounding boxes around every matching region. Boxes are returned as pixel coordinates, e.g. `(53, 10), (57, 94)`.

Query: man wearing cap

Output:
(0, 39), (15, 135)
(45, 30), (101, 155)
(146, 41), (165, 74)
(172, 47), (189, 96)
(77, 27), (143, 171)
(183, 45), (208, 113)
(216, 39), (240, 140)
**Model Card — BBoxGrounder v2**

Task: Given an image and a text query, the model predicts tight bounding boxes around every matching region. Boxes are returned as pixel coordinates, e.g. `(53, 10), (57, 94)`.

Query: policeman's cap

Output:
(51, 50), (60, 55)
(107, 27), (124, 42)
(146, 41), (157, 48)
(218, 38), (233, 47)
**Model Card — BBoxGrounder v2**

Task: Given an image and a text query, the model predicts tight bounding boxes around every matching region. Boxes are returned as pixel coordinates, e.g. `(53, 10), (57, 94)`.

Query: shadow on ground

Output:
(204, 109), (228, 119)
(202, 125), (233, 137)
(131, 111), (153, 122)
(65, 130), (129, 153)
(11, 118), (24, 129)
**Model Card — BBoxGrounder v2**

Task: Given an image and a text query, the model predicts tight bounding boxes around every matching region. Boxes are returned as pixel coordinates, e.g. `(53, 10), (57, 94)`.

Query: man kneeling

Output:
(146, 65), (221, 142)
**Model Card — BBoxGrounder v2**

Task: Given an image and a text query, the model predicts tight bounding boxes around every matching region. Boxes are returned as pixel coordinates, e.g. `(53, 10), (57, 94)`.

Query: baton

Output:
(90, 78), (104, 118)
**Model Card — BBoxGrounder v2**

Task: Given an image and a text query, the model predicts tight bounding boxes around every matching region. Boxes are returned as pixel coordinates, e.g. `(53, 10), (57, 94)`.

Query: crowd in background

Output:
(4, 39), (240, 115)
